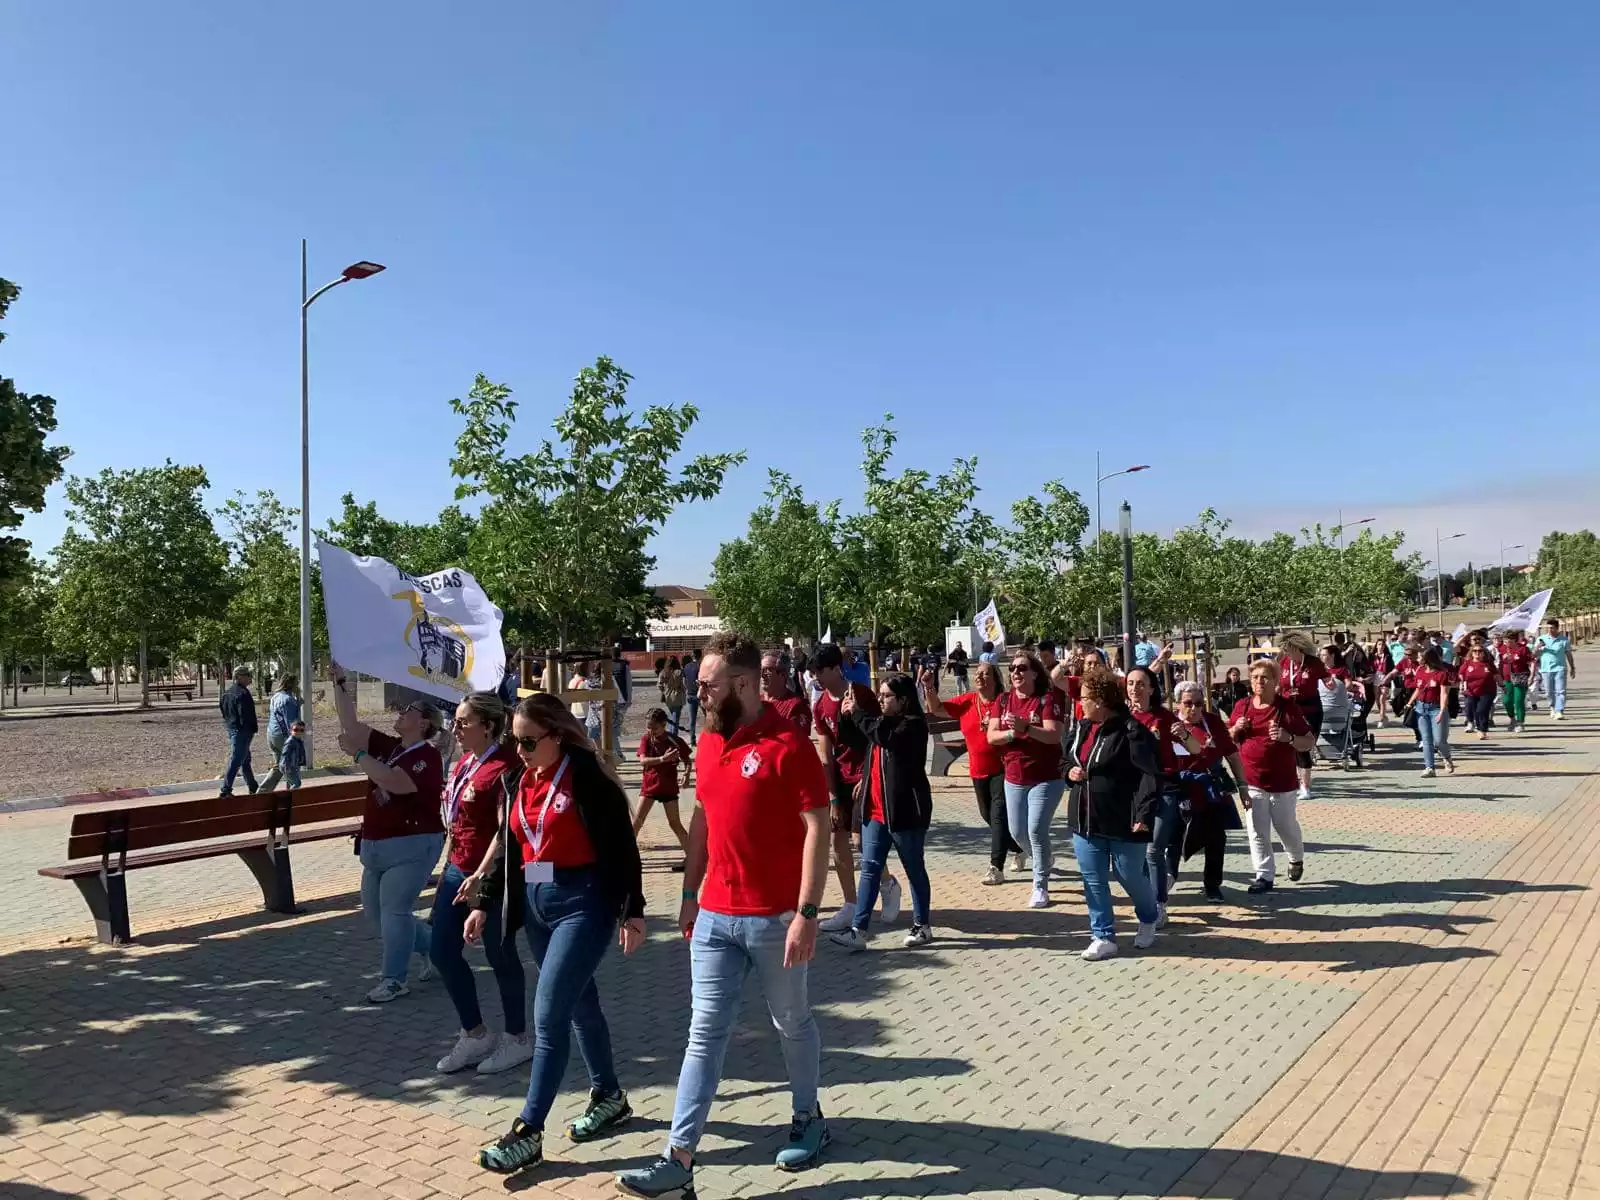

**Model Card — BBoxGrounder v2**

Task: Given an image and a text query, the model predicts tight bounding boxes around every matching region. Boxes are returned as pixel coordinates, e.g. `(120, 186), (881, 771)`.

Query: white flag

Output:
(317, 539), (506, 703)
(821, 625), (833, 644)
(973, 598), (1006, 653)
(1490, 588), (1553, 635)
(1450, 622), (1469, 645)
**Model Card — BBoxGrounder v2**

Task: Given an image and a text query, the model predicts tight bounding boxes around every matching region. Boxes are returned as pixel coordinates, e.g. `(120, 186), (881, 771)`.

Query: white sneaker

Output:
(1420, 768), (1436, 778)
(879, 875), (903, 924)
(1555, 712), (1566, 721)
(476, 1032), (533, 1075)
(1080, 938), (1118, 961)
(414, 952), (438, 983)
(982, 865), (1004, 886)
(1028, 887), (1050, 909)
(1012, 852), (1030, 873)
(819, 903), (856, 932)
(828, 928), (869, 952)
(436, 1029), (497, 1073)
(1154, 903), (1168, 930)
(365, 979), (409, 1004)
(1134, 922), (1158, 950)
(902, 924), (933, 948)
(1296, 787), (1312, 802)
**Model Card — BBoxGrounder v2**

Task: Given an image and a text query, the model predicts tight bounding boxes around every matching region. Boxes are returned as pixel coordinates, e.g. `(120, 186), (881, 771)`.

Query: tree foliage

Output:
(321, 492), (476, 576)
(0, 278), (71, 594)
(218, 489), (301, 670)
(1535, 529), (1600, 612)
(710, 470), (837, 642)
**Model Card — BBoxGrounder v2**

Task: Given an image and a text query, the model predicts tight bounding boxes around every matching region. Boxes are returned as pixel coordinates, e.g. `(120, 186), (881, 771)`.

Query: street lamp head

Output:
(341, 261), (386, 280)
(1126, 465), (1151, 474)
(1353, 517), (1375, 525)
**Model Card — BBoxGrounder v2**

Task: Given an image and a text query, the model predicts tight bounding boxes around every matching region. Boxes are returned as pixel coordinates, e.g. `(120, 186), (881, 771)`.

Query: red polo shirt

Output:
(511, 759), (595, 868)
(695, 703), (830, 917)
(444, 743), (516, 871)
(943, 691), (1004, 779)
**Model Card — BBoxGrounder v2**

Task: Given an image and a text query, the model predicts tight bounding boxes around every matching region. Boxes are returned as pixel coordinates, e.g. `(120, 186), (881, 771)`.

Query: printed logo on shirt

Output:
(552, 793), (573, 814)
(412, 760), (426, 774)
(741, 749), (763, 778)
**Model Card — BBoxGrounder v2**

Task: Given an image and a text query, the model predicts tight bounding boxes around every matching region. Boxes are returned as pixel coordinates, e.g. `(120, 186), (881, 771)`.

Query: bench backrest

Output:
(66, 777), (368, 860)
(927, 716), (961, 738)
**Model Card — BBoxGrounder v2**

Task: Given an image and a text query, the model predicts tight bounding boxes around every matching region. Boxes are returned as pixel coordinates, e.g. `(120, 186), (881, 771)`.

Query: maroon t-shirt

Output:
(996, 689), (1065, 786)
(1132, 705), (1183, 772)
(767, 692), (813, 738)
(1278, 654), (1328, 703)
(444, 743), (516, 871)
(362, 731), (445, 842)
(814, 684), (879, 786)
(1458, 660), (1498, 698)
(638, 731), (691, 799)
(1229, 697), (1308, 794)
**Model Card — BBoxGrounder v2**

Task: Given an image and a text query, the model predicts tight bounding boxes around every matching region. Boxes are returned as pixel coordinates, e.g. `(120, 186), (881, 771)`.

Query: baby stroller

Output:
(1316, 677), (1369, 769)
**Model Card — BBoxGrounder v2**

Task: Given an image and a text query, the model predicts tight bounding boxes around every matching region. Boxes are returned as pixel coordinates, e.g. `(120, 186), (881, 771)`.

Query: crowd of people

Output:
(308, 615), (1579, 1194)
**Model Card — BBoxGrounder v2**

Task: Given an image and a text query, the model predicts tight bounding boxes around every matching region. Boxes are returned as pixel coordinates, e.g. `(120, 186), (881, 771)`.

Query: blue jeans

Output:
(854, 820), (931, 932)
(359, 832), (444, 983)
(1004, 778), (1065, 889)
(667, 706), (684, 737)
(257, 732), (287, 793)
(668, 909), (820, 1154)
(1073, 833), (1158, 941)
(686, 699), (700, 742)
(1543, 671), (1568, 714)
(1416, 701), (1452, 770)
(1147, 790), (1183, 904)
(221, 729), (257, 795)
(519, 870), (620, 1129)
(429, 863), (526, 1036)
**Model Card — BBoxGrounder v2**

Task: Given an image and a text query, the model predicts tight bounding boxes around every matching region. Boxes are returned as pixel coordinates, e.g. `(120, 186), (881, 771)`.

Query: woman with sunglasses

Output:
(467, 694), (647, 1175)
(826, 674), (936, 951)
(331, 666), (447, 1004)
(921, 660), (1021, 885)
(1125, 667), (1202, 926)
(1171, 681), (1246, 902)
(988, 651), (1066, 909)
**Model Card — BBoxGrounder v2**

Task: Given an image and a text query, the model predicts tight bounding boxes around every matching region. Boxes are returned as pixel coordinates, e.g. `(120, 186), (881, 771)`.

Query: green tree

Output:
(0, 557), (53, 706)
(320, 492), (476, 575)
(710, 470), (838, 641)
(50, 462), (229, 705)
(997, 480), (1093, 640)
(451, 359), (745, 649)
(1534, 529), (1600, 612)
(0, 279), (71, 593)
(219, 489), (301, 675)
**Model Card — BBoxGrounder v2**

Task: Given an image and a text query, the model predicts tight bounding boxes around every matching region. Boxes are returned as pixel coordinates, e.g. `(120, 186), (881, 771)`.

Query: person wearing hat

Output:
(332, 668), (448, 1004)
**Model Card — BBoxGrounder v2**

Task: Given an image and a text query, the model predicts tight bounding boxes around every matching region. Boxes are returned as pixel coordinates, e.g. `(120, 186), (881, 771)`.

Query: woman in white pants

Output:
(1226, 659), (1315, 895)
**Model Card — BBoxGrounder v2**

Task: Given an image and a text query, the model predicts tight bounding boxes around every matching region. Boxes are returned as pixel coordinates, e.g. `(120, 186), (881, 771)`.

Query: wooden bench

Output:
(38, 777), (367, 944)
(147, 682), (197, 701)
(928, 715), (968, 777)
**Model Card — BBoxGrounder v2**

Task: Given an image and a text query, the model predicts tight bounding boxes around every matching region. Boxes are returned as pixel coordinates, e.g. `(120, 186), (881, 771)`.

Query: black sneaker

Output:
(1204, 886), (1226, 902)
(1287, 861), (1304, 882)
(1246, 877), (1274, 894)
(477, 1118), (542, 1173)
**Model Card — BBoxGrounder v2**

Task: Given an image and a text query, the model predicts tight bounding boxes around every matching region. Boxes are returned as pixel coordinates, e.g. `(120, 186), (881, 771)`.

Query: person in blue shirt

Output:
(978, 641), (998, 665)
(1534, 618), (1576, 718)
(258, 675), (303, 793)
(279, 720), (307, 791)
(1133, 633), (1163, 669)
(843, 651), (872, 687)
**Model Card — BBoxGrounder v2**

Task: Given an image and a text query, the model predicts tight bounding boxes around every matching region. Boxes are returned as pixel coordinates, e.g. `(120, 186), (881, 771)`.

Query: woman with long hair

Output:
(1228, 660), (1315, 893)
(828, 673), (936, 950)
(467, 694), (647, 1174)
(1215, 666), (1251, 713)
(1458, 643), (1499, 740)
(431, 692), (529, 1075)
(258, 674), (303, 793)
(1276, 631), (1327, 800)
(1171, 680), (1246, 902)
(988, 650), (1067, 909)
(1401, 646), (1456, 777)
(1124, 667), (1201, 925)
(659, 656), (687, 738)
(922, 660), (1021, 885)
(1065, 666), (1162, 961)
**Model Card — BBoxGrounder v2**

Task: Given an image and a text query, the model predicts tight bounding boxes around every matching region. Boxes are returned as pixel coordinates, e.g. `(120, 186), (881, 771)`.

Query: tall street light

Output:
(1096, 454), (1150, 637)
(1435, 529), (1465, 632)
(1119, 502), (1137, 671)
(300, 241), (385, 766)
(1334, 512), (1374, 631)
(1498, 542), (1524, 610)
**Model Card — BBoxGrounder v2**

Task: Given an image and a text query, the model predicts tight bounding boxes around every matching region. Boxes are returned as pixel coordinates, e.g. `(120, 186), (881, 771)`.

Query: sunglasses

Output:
(515, 733), (547, 752)
(1009, 665), (1030, 674)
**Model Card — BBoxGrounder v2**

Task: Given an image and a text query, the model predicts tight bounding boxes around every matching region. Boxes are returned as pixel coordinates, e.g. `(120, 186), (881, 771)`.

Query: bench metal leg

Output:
(75, 874), (131, 945)
(930, 743), (967, 778)
(239, 846), (303, 915)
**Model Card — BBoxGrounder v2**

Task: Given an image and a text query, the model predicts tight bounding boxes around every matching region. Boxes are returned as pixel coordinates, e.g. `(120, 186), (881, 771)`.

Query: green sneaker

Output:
(775, 1106), (829, 1171)
(477, 1118), (542, 1173)
(567, 1087), (632, 1142)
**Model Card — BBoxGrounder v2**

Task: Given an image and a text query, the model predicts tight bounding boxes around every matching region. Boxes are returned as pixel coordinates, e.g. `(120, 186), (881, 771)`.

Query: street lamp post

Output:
(300, 241), (385, 766)
(1095, 453), (1150, 638)
(1335, 511), (1375, 629)
(1119, 502), (1136, 671)
(1434, 529), (1465, 633)
(1499, 542), (1524, 610)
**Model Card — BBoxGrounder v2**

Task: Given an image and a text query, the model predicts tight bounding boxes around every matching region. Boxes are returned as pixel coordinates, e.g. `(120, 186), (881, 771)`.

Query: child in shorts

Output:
(635, 707), (692, 870)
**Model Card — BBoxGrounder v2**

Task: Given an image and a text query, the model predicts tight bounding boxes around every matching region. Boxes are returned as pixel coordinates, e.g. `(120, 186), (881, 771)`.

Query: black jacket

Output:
(475, 748), (646, 943)
(845, 709), (933, 833)
(1065, 713), (1162, 842)
(219, 683), (257, 736)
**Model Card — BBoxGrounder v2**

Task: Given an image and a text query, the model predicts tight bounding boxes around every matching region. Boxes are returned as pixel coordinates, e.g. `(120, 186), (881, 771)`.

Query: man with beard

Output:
(761, 651), (813, 736)
(617, 632), (833, 1198)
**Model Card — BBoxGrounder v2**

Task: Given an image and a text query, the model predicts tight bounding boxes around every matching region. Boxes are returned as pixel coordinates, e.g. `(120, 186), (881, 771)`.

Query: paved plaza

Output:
(2, 657), (1598, 1200)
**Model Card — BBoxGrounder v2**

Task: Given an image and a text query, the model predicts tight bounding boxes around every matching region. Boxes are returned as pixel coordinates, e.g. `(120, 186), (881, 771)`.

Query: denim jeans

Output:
(359, 832), (443, 983)
(953, 674), (970, 695)
(1463, 693), (1495, 733)
(686, 699), (700, 743)
(1072, 833), (1157, 941)
(668, 909), (820, 1154)
(1416, 701), (1452, 770)
(257, 732), (288, 793)
(853, 819), (931, 932)
(429, 863), (526, 1036)
(519, 870), (620, 1129)
(221, 730), (257, 795)
(1003, 778), (1065, 889)
(1543, 671), (1568, 714)
(1147, 789), (1183, 903)
(667, 706), (684, 737)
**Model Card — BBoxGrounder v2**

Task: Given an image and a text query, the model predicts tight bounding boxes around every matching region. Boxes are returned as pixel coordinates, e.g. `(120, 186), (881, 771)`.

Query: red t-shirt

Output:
(1393, 658), (1420, 688)
(1457, 660), (1498, 698)
(1278, 654), (1328, 703)
(511, 759), (596, 868)
(1076, 721), (1099, 767)
(695, 704), (830, 917)
(867, 746), (886, 824)
(1229, 698), (1308, 794)
(1328, 667), (1351, 682)
(767, 692), (813, 738)
(362, 731), (446, 842)
(1132, 705), (1183, 772)
(1500, 644), (1533, 678)
(1412, 667), (1452, 706)
(996, 689), (1065, 786)
(638, 732), (691, 799)
(814, 684), (879, 786)
(444, 743), (516, 871)
(943, 691), (1004, 779)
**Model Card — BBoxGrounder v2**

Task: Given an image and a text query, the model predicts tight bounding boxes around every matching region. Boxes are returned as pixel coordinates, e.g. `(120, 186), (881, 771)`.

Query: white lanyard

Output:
(1284, 658), (1301, 692)
(376, 740), (428, 805)
(443, 752), (480, 827)
(516, 756), (571, 858)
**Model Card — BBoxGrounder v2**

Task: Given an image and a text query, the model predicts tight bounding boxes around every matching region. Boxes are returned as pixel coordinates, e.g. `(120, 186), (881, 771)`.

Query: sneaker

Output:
(1445, 760), (1456, 775)
(1246, 877), (1274, 895)
(819, 903), (855, 932)
(879, 875), (903, 923)
(1080, 938), (1118, 961)
(437, 1028), (497, 1073)
(902, 924), (933, 948)
(1154, 902), (1168, 930)
(1420, 768), (1436, 778)
(1134, 921), (1158, 949)
(415, 952), (439, 983)
(1287, 861), (1304, 882)
(477, 1032), (533, 1075)
(1011, 851), (1030, 873)
(982, 865), (1004, 886)
(617, 1154), (695, 1199)
(477, 1119), (542, 1174)
(365, 979), (409, 1004)
(775, 1106), (830, 1171)
(567, 1087), (632, 1142)
(827, 928), (869, 952)
(1555, 712), (1566, 721)
(1204, 886), (1226, 903)
(1028, 887), (1050, 909)
(1296, 786), (1312, 802)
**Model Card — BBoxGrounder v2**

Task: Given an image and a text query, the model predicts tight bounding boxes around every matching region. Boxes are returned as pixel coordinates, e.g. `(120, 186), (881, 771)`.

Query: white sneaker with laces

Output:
(414, 952), (439, 983)
(902, 924), (933, 948)
(476, 1032), (533, 1075)
(827, 928), (869, 952)
(819, 903), (856, 932)
(1028, 887), (1050, 909)
(366, 979), (409, 1004)
(1154, 902), (1168, 930)
(1080, 938), (1118, 961)
(1012, 852), (1030, 873)
(1296, 787), (1312, 801)
(982, 865), (1004, 886)
(437, 1029), (497, 1073)
(1134, 922), (1158, 950)
(879, 875), (903, 923)
(1420, 768), (1436, 778)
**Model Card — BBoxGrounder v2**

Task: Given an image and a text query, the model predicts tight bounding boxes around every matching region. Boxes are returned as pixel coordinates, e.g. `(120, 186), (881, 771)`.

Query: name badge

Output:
(523, 862), (555, 884)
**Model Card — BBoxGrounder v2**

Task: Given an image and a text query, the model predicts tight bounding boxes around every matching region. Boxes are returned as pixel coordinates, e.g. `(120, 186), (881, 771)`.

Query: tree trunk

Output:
(139, 630), (150, 709)
(113, 658), (122, 705)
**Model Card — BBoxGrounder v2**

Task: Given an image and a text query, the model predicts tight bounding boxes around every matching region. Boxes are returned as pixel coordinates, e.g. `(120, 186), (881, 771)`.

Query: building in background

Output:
(655, 584), (718, 619)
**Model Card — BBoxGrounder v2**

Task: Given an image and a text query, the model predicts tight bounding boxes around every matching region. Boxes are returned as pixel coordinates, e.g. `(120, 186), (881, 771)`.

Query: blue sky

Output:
(4, 2), (1598, 590)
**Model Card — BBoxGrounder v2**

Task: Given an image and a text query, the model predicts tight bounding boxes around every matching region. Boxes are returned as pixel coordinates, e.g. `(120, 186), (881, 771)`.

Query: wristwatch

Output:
(799, 903), (819, 920)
